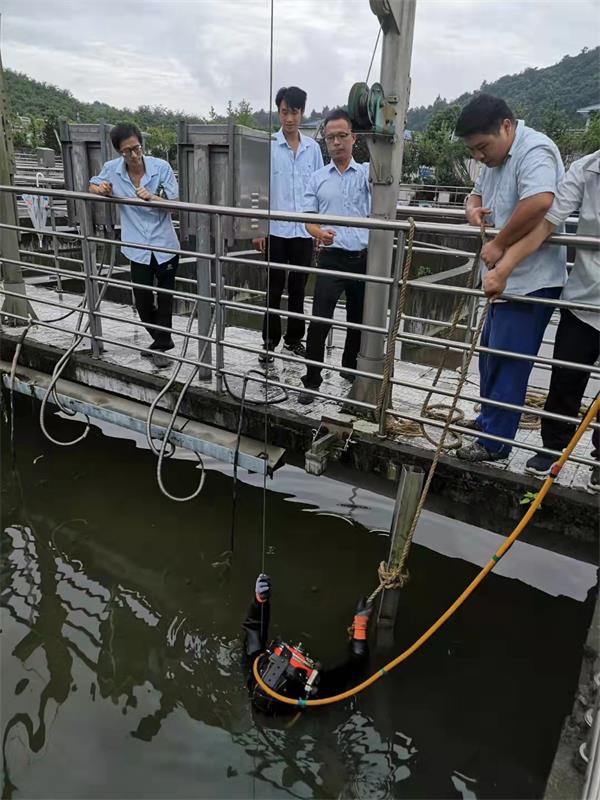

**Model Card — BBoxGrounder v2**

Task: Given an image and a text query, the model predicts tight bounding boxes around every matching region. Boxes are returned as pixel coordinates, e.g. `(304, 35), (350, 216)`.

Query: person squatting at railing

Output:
(484, 149), (600, 493)
(298, 109), (371, 405)
(252, 86), (323, 365)
(88, 123), (179, 368)
(242, 573), (372, 715)
(454, 94), (567, 463)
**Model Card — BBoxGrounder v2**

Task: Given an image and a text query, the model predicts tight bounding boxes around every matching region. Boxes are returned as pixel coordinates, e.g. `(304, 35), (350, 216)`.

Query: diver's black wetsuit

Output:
(242, 593), (369, 707)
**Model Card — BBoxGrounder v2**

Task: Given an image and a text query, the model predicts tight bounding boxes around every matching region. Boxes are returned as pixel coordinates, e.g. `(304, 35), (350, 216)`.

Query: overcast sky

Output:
(2, 0), (598, 117)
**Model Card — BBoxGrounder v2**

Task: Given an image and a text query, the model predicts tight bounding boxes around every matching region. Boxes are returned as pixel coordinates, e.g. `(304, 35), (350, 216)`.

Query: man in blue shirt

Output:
(89, 123), (179, 365)
(298, 109), (371, 403)
(453, 95), (566, 462)
(252, 86), (323, 364)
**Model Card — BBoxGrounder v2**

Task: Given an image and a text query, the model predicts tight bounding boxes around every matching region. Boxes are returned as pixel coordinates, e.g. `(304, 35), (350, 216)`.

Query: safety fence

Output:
(1, 184), (598, 470)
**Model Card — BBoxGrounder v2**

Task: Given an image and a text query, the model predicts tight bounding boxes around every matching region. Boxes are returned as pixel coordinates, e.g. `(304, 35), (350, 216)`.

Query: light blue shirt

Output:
(268, 129), (324, 238)
(545, 150), (600, 331)
(90, 155), (179, 265)
(472, 120), (567, 295)
(302, 159), (371, 251)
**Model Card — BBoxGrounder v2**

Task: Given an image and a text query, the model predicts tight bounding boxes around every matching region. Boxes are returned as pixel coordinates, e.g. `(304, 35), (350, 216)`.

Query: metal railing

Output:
(1, 183), (598, 469)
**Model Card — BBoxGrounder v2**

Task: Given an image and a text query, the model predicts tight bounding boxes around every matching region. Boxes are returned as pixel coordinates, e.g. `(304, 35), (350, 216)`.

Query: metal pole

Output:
(76, 198), (103, 356)
(0, 23), (37, 325)
(214, 214), (224, 393)
(377, 464), (424, 631)
(378, 233), (405, 436)
(349, 0), (416, 412)
(48, 194), (63, 297)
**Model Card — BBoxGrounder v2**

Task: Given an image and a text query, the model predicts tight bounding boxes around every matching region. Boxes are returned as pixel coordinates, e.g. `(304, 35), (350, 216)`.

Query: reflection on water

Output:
(1, 394), (596, 799)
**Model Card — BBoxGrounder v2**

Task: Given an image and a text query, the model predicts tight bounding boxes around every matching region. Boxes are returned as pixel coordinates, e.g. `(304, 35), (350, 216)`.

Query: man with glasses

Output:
(89, 123), (179, 368)
(297, 109), (371, 405)
(252, 86), (323, 365)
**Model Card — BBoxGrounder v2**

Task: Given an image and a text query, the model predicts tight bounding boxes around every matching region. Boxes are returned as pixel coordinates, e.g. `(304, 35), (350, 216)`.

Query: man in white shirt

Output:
(252, 86), (323, 364)
(484, 149), (600, 492)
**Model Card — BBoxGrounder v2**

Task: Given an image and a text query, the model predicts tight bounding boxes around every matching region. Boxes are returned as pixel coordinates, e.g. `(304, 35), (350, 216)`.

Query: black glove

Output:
(255, 573), (271, 603)
(354, 596), (373, 620)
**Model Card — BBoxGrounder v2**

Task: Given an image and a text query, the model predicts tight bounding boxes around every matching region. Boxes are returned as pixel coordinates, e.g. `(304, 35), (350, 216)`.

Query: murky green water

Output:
(1, 393), (597, 799)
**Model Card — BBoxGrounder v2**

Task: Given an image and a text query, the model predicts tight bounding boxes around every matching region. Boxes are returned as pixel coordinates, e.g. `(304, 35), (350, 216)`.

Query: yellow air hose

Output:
(253, 394), (600, 707)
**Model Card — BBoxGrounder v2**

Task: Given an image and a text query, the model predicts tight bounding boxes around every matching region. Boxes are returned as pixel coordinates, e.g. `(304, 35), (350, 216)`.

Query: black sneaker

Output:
(297, 391), (314, 405)
(258, 348), (275, 365)
(525, 453), (556, 477)
(461, 418), (483, 432)
(283, 342), (306, 357)
(587, 465), (600, 493)
(456, 442), (507, 463)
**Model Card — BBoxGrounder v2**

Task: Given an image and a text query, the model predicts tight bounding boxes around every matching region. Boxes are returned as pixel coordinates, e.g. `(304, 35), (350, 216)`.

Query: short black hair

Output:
(275, 86), (307, 112)
(110, 123), (142, 152)
(454, 94), (515, 138)
(324, 108), (353, 129)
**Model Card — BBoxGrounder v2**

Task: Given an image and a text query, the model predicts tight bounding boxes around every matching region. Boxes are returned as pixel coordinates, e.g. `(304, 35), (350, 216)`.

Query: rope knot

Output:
(377, 560), (409, 590)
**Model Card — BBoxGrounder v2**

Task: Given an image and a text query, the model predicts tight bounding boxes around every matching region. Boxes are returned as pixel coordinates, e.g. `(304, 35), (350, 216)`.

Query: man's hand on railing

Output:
(483, 264), (508, 301)
(252, 237), (266, 255)
(481, 239), (505, 269)
(89, 181), (112, 196)
(135, 186), (153, 202)
(465, 205), (491, 228)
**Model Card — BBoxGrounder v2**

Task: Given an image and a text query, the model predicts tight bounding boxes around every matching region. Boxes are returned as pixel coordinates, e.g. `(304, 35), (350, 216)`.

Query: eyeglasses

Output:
(120, 144), (143, 157)
(324, 132), (352, 144)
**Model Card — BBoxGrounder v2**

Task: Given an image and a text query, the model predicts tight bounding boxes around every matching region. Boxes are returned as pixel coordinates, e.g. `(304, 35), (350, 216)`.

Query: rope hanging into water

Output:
(252, 392), (600, 707)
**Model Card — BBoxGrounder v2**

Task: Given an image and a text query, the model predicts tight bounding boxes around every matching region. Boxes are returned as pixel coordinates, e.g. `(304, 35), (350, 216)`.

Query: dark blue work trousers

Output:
(475, 286), (562, 455)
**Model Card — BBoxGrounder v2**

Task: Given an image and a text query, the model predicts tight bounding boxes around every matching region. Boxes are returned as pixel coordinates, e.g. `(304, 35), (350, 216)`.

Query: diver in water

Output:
(242, 573), (373, 714)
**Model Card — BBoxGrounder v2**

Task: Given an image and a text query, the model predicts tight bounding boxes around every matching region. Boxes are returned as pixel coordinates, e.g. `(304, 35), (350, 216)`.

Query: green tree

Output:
(582, 111), (600, 153)
(146, 126), (177, 164)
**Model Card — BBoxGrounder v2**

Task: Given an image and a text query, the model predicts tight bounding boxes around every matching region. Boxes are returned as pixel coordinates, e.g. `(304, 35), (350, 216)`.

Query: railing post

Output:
(195, 233), (213, 381)
(378, 231), (405, 437)
(376, 464), (424, 640)
(213, 214), (225, 393)
(48, 194), (63, 297)
(76, 198), (103, 357)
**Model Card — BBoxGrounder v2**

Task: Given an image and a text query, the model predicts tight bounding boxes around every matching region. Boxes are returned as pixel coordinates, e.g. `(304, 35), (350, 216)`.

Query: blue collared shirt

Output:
(268, 129), (324, 238)
(90, 155), (179, 265)
(302, 159), (371, 251)
(471, 120), (566, 295)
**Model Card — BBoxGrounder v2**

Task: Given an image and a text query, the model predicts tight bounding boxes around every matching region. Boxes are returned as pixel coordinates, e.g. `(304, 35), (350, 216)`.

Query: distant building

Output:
(576, 103), (600, 114)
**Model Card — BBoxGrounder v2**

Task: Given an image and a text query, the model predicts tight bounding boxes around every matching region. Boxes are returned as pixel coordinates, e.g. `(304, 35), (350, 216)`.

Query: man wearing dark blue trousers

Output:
(453, 95), (566, 462)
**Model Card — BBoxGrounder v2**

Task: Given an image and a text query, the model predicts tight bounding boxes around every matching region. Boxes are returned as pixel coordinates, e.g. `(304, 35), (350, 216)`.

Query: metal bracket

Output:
(305, 416), (354, 476)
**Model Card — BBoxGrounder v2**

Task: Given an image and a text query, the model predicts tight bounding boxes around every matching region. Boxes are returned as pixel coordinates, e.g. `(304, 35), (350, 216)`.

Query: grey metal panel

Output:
(234, 129), (269, 239)
(60, 122), (119, 227)
(177, 122), (269, 246)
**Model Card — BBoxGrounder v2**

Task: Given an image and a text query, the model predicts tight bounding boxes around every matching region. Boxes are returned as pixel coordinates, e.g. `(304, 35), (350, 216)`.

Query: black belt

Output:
(322, 247), (367, 259)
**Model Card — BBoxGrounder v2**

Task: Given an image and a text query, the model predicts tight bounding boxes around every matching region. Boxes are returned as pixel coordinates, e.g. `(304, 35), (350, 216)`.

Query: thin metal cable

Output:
(366, 25), (382, 84)
(262, 0), (275, 575)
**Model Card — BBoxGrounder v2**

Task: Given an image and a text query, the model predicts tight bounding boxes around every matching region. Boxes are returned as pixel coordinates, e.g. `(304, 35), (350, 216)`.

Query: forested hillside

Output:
(407, 47), (599, 130)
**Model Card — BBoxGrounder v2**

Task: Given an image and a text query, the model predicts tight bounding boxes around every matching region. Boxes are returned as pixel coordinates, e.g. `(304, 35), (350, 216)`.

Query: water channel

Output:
(1, 393), (597, 799)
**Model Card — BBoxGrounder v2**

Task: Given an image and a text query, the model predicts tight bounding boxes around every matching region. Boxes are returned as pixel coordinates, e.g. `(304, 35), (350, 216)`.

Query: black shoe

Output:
(587, 465), (600, 493)
(340, 371), (355, 383)
(283, 342), (306, 357)
(298, 389), (316, 405)
(456, 442), (508, 462)
(525, 453), (556, 477)
(461, 418), (483, 432)
(258, 349), (275, 365)
(151, 352), (171, 369)
(151, 338), (175, 352)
